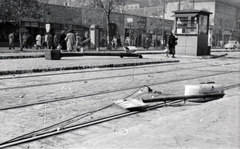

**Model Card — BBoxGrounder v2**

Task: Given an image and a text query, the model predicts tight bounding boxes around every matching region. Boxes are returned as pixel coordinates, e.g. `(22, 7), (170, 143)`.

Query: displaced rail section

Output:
(0, 83), (239, 148)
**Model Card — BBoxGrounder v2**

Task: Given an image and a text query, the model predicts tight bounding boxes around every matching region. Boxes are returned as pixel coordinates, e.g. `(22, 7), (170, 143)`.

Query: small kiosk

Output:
(172, 9), (212, 56)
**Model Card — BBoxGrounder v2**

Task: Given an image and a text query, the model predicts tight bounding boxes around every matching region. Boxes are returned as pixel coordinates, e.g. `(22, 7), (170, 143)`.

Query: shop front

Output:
(0, 20), (19, 46)
(124, 15), (147, 47)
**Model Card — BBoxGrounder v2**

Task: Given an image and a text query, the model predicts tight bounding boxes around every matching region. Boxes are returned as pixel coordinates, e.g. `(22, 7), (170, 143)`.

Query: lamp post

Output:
(45, 11), (51, 33)
(127, 18), (133, 46)
(160, 0), (165, 50)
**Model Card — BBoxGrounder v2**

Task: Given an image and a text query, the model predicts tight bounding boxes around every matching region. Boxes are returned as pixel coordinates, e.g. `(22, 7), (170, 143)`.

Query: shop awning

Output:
(222, 31), (232, 35)
(171, 13), (198, 17)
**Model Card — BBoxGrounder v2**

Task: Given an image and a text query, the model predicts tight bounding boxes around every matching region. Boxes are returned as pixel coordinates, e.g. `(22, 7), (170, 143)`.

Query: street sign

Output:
(46, 23), (51, 32)
(19, 27), (27, 33)
(127, 18), (133, 23)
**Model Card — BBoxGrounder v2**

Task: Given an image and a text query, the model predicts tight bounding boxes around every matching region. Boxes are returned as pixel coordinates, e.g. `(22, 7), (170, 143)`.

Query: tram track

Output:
(0, 61), (238, 91)
(0, 82), (239, 148)
(0, 71), (239, 111)
(0, 100), (186, 148)
(0, 60), (200, 80)
(0, 60), (237, 80)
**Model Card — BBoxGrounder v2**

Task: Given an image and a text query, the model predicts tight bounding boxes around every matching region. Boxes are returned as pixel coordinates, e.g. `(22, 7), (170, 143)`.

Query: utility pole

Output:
(192, 0), (195, 9)
(178, 0), (181, 10)
(162, 0), (165, 45)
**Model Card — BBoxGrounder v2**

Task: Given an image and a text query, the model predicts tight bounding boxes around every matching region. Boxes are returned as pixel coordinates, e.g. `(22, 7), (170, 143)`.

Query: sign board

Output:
(127, 18), (133, 23)
(137, 17), (147, 29)
(46, 23), (51, 32)
(31, 22), (39, 27)
(19, 27), (27, 33)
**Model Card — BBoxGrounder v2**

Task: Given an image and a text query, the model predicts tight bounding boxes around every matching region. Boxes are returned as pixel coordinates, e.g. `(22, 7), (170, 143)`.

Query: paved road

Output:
(0, 51), (239, 149)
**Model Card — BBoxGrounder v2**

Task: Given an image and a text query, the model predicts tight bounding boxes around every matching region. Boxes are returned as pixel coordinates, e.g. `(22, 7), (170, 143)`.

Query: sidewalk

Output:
(0, 46), (160, 53)
(0, 46), (236, 76)
(0, 46), (179, 76)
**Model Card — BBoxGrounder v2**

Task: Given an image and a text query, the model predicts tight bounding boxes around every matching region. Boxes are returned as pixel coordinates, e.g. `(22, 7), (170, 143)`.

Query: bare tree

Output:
(75, 0), (129, 49)
(0, 0), (49, 50)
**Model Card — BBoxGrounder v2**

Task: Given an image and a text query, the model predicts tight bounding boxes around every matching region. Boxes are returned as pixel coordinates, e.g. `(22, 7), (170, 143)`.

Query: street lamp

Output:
(127, 18), (133, 46)
(45, 11), (51, 33)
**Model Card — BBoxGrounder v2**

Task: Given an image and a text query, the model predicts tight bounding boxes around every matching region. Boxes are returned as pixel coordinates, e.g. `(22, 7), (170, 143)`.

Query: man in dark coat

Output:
(167, 30), (178, 58)
(27, 34), (33, 49)
(60, 30), (67, 50)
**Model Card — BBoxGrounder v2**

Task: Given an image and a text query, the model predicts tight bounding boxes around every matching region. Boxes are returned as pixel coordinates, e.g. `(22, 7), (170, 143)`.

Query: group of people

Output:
(36, 29), (88, 52)
(9, 29), (89, 52)
(35, 32), (55, 50)
(8, 32), (33, 50)
(9, 29), (178, 57)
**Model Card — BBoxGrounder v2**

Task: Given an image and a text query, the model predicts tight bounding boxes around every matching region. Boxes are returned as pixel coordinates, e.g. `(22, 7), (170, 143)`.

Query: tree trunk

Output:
(18, 22), (23, 51)
(106, 13), (112, 50)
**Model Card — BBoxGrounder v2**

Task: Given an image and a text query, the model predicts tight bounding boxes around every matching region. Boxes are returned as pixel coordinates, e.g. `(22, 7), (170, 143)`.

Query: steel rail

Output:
(1, 60), (237, 80)
(0, 60), (179, 76)
(0, 71), (239, 111)
(0, 100), (183, 148)
(1, 104), (115, 145)
(0, 61), (227, 91)
(0, 60), (188, 80)
(1, 84), (239, 147)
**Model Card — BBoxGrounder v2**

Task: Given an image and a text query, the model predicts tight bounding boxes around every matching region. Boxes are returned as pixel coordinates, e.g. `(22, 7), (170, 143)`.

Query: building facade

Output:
(165, 0), (240, 47)
(0, 3), (173, 47)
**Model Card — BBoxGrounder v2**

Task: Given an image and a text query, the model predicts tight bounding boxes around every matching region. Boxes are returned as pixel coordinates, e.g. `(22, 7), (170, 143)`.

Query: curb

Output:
(0, 60), (179, 76)
(0, 55), (45, 59)
(0, 52), (165, 60)
(211, 50), (240, 52)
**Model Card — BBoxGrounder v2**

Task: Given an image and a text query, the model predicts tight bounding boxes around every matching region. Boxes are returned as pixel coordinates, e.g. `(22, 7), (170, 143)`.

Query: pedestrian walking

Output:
(75, 33), (84, 52)
(46, 32), (53, 49)
(22, 33), (28, 49)
(125, 37), (130, 46)
(154, 37), (160, 49)
(166, 30), (178, 58)
(8, 32), (15, 50)
(35, 33), (42, 50)
(117, 35), (121, 47)
(220, 40), (224, 47)
(60, 30), (67, 50)
(111, 36), (118, 50)
(143, 36), (150, 49)
(27, 33), (33, 49)
(53, 33), (59, 50)
(65, 29), (75, 52)
(41, 35), (47, 49)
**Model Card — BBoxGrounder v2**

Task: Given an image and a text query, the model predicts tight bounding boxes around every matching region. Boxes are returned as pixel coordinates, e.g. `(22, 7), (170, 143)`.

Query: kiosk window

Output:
(199, 14), (208, 34)
(176, 16), (198, 34)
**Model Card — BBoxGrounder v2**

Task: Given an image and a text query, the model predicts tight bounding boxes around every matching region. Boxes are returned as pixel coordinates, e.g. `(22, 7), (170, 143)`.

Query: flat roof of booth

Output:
(172, 9), (213, 15)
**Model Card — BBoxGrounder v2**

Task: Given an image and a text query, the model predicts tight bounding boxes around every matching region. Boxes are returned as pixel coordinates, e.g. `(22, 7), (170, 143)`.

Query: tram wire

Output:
(0, 71), (239, 111)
